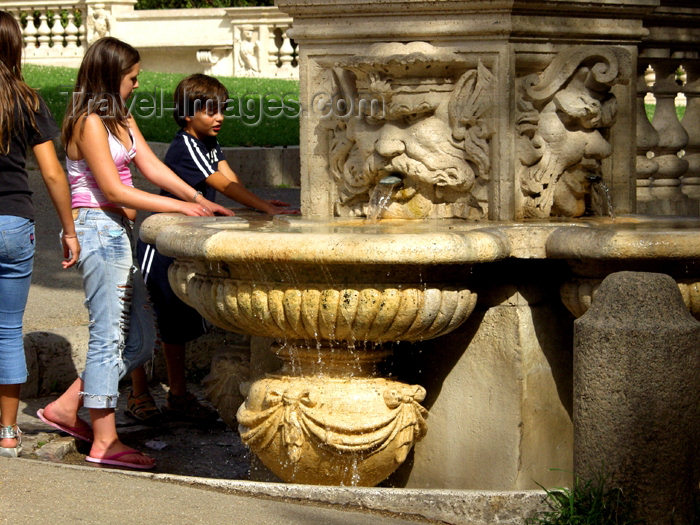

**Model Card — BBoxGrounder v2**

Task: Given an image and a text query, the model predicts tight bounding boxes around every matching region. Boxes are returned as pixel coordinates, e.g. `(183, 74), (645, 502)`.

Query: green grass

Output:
(23, 65), (300, 147)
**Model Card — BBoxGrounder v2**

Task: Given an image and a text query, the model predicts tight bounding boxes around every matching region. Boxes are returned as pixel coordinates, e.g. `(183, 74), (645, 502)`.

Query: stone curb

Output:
(33, 436), (77, 462)
(10, 458), (547, 524)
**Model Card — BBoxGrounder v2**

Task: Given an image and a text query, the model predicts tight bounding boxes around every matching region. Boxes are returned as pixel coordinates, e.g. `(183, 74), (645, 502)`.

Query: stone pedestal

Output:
(574, 271), (700, 523)
(387, 267), (574, 490)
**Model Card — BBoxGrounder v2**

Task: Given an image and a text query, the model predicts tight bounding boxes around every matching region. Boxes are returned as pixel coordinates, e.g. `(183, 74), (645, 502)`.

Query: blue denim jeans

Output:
(0, 216), (35, 385)
(74, 208), (156, 409)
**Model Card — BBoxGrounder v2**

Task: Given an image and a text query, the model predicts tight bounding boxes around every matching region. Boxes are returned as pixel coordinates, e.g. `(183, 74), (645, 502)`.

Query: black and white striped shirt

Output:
(159, 129), (224, 202)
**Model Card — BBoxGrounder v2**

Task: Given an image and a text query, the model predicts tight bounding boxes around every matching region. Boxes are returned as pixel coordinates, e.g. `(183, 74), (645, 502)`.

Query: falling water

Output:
(367, 175), (401, 221)
(589, 175), (616, 220)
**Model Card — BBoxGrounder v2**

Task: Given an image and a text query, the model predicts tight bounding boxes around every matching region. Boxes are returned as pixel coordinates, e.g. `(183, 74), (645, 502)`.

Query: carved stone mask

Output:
(329, 43), (494, 219)
(517, 47), (631, 218)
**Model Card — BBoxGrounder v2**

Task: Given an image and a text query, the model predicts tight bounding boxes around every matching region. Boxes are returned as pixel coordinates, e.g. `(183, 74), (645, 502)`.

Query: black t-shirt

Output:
(0, 96), (59, 220)
(160, 129), (222, 203)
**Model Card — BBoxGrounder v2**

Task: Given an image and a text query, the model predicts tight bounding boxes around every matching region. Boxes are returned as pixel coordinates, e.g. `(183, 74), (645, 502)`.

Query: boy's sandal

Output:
(0, 424), (22, 458)
(163, 392), (219, 422)
(124, 391), (162, 424)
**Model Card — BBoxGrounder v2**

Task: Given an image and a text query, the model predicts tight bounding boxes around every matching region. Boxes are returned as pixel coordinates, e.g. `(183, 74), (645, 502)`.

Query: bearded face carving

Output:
(327, 43), (494, 220)
(516, 47), (631, 218)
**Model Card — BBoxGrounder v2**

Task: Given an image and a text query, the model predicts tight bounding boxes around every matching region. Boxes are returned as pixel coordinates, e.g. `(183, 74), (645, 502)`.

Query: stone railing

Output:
(111, 6), (296, 79)
(2, 0), (120, 66)
(636, 2), (700, 216)
(6, 0), (297, 79)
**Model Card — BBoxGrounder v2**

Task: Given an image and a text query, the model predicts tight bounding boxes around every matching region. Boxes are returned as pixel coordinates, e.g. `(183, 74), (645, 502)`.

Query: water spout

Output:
(367, 174), (402, 220)
(379, 174), (402, 186)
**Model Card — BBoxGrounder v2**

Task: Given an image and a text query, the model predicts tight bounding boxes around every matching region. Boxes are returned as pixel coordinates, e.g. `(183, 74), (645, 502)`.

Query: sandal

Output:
(86, 449), (155, 470)
(163, 391), (219, 423)
(0, 424), (22, 458)
(124, 390), (162, 424)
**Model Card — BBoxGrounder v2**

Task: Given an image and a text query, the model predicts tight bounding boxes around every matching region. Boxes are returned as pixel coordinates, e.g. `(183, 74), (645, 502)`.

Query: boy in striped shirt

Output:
(129, 74), (295, 423)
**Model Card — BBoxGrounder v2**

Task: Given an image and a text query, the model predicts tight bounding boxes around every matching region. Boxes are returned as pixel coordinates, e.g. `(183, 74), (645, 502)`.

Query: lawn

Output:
(23, 65), (300, 147)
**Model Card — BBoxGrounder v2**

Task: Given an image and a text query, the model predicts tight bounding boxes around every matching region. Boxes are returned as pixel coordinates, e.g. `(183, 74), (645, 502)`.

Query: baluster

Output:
(279, 27), (295, 72)
(11, 11), (23, 38)
(636, 63), (659, 214)
(36, 9), (52, 52)
(64, 10), (80, 51)
(680, 59), (700, 216)
(73, 7), (86, 48)
(290, 37), (298, 68)
(49, 7), (63, 51)
(268, 27), (282, 71)
(649, 58), (689, 215)
(23, 9), (39, 52)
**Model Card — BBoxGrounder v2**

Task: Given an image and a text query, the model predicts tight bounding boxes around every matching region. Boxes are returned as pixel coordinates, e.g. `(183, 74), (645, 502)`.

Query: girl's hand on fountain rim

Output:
(180, 201), (214, 217)
(199, 198), (236, 217)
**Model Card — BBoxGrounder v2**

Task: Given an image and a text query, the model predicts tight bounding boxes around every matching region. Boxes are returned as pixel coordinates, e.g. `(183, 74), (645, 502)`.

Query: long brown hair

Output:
(61, 37), (140, 147)
(0, 11), (40, 155)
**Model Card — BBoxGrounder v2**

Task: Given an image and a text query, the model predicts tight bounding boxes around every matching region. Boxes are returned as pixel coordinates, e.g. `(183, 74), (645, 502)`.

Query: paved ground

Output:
(17, 383), (251, 480)
(0, 457), (430, 525)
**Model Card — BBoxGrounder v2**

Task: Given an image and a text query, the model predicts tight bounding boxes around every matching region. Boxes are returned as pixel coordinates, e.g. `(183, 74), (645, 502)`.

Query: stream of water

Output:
(367, 176), (401, 220)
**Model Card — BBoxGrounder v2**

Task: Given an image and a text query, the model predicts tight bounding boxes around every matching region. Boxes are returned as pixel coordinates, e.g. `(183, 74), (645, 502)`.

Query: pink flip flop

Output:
(85, 449), (155, 470)
(36, 408), (93, 443)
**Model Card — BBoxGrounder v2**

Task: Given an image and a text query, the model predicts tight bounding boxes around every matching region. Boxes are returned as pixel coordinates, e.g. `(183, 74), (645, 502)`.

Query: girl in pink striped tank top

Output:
(38, 37), (233, 471)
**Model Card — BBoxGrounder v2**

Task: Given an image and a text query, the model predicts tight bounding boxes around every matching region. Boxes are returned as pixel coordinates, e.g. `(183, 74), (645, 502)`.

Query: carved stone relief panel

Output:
(322, 42), (495, 220)
(516, 46), (631, 218)
(234, 25), (261, 74)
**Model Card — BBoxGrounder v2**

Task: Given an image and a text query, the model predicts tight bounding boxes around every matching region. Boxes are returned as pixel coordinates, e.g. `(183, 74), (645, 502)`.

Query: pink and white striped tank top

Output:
(67, 125), (136, 208)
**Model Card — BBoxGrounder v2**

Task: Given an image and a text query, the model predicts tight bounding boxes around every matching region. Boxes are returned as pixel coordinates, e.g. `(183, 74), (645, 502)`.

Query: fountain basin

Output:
(141, 212), (511, 486)
(545, 216), (700, 319)
(141, 212), (700, 487)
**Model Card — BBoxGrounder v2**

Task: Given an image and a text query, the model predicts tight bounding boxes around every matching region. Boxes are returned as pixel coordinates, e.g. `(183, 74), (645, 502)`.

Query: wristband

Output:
(193, 190), (203, 202)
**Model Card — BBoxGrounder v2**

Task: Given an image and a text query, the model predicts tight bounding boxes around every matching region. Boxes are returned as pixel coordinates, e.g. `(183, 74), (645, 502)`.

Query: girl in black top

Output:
(0, 11), (79, 457)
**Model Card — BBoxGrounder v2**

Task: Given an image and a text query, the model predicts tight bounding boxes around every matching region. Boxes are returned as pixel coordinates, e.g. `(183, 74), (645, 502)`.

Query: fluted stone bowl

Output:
(140, 214), (511, 345)
(140, 213), (514, 485)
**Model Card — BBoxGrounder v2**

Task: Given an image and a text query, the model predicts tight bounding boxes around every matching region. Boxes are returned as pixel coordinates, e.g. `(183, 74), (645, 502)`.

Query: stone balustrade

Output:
(7, 0), (297, 79)
(636, 1), (700, 216)
(4, 0), (93, 65)
(637, 56), (700, 215)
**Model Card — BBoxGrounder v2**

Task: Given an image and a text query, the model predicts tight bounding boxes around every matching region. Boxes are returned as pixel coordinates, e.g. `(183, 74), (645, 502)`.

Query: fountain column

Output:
(274, 0), (651, 490)
(574, 271), (700, 523)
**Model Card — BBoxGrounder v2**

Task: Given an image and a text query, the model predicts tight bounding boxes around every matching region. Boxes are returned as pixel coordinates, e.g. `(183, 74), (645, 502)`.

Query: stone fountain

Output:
(141, 0), (700, 505)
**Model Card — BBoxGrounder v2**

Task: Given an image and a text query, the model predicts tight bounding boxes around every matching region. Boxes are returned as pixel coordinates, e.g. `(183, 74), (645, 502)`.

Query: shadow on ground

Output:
(17, 382), (250, 479)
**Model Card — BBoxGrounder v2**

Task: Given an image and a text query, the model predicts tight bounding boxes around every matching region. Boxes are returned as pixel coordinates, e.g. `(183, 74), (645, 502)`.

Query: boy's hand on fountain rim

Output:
(265, 205), (300, 215)
(276, 208), (300, 215)
(268, 199), (291, 207)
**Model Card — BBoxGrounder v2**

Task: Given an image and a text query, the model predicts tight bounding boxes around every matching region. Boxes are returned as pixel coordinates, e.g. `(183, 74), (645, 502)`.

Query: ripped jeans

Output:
(74, 208), (156, 409)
